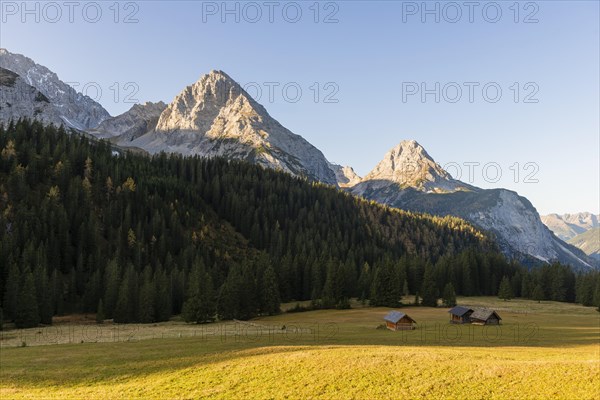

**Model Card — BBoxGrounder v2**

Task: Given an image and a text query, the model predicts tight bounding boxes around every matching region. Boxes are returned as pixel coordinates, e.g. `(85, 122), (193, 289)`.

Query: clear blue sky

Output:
(2, 1), (598, 214)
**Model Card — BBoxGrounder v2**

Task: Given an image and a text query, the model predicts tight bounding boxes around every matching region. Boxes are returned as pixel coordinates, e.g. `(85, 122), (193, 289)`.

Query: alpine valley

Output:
(0, 48), (596, 271)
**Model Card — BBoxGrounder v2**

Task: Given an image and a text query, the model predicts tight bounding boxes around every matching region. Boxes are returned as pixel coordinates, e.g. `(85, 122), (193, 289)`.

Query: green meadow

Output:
(1, 297), (599, 399)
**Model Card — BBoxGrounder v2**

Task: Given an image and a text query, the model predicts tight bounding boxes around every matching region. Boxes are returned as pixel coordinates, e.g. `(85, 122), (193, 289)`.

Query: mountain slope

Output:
(0, 67), (66, 127)
(0, 48), (109, 129)
(89, 101), (167, 141)
(126, 70), (337, 185)
(541, 212), (599, 241)
(568, 228), (600, 260)
(350, 141), (597, 270)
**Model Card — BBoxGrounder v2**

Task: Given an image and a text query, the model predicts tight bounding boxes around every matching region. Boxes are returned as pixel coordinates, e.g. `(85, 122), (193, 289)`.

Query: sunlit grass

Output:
(1, 297), (599, 399)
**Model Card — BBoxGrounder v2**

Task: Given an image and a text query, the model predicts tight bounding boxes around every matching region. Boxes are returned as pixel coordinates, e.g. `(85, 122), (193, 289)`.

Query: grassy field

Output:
(1, 297), (599, 399)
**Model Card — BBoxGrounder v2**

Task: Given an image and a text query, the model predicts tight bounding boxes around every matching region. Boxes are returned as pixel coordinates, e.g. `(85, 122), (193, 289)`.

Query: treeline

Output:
(353, 250), (600, 310)
(0, 120), (597, 329)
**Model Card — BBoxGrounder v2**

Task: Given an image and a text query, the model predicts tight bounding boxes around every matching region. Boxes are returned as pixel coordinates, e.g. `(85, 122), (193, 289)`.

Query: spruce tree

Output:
(15, 270), (40, 328)
(182, 260), (215, 323)
(357, 262), (371, 301)
(340, 257), (357, 299)
(237, 261), (258, 319)
(3, 261), (19, 320)
(51, 269), (65, 316)
(138, 276), (156, 323)
(96, 299), (105, 324)
(387, 261), (403, 307)
(370, 268), (385, 306)
(420, 263), (438, 307)
(113, 276), (131, 323)
(217, 264), (248, 320)
(103, 259), (120, 319)
(369, 259), (401, 307)
(182, 266), (201, 323)
(154, 266), (172, 322)
(442, 283), (457, 307)
(260, 263), (281, 315)
(217, 280), (236, 320)
(549, 270), (566, 302)
(521, 275), (532, 299)
(321, 259), (342, 308)
(593, 280), (600, 312)
(34, 265), (53, 324)
(196, 273), (216, 322)
(511, 272), (522, 297)
(498, 276), (513, 301)
(532, 284), (544, 303)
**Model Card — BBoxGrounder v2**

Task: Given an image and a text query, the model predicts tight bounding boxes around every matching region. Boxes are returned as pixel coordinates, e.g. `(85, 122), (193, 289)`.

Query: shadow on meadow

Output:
(1, 299), (599, 389)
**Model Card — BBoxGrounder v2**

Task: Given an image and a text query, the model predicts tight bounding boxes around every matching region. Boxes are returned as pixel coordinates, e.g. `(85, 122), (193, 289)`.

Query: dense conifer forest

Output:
(0, 120), (598, 328)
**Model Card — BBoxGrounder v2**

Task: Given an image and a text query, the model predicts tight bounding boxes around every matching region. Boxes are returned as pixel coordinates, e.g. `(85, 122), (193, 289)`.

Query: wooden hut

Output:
(448, 306), (473, 324)
(383, 310), (416, 331)
(469, 309), (502, 325)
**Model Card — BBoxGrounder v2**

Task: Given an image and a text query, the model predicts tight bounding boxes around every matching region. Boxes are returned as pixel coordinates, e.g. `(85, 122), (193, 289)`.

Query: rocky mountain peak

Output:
(207, 69), (233, 79)
(358, 139), (468, 193)
(193, 69), (250, 105)
(127, 70), (338, 185)
(155, 70), (260, 134)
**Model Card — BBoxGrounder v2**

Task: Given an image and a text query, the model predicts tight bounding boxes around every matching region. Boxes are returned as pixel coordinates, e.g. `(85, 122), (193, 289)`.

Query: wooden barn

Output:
(448, 306), (473, 324)
(469, 309), (502, 325)
(383, 310), (416, 331)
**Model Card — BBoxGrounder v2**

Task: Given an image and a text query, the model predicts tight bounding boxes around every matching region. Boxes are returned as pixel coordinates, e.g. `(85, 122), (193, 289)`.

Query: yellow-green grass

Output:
(1, 297), (599, 399)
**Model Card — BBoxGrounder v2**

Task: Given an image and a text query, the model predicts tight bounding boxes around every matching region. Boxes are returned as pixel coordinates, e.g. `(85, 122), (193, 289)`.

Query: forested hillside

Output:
(0, 120), (598, 328)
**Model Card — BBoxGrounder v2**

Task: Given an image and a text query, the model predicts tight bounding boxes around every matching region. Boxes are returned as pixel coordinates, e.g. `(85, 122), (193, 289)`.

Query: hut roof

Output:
(448, 306), (473, 317)
(470, 309), (502, 321)
(384, 310), (415, 324)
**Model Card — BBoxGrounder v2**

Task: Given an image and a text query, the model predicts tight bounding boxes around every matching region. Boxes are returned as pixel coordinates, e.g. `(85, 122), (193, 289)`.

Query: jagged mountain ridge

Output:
(349, 140), (597, 270)
(0, 49), (109, 129)
(125, 70), (338, 185)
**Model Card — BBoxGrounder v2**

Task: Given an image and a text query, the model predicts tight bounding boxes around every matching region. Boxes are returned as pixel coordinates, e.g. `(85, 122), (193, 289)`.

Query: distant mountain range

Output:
(0, 48), (596, 270)
(540, 213), (599, 260)
(541, 213), (599, 241)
